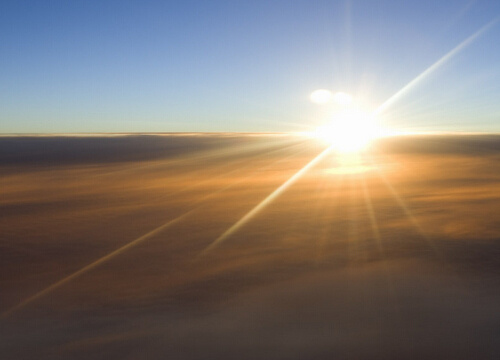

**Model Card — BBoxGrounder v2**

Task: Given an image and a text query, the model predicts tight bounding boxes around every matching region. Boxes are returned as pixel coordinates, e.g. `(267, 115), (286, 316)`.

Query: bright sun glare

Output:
(310, 90), (383, 153)
(316, 109), (380, 152)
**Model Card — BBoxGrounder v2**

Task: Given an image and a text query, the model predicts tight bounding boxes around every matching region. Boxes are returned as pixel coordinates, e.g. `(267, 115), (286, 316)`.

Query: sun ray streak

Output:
(360, 175), (398, 310)
(360, 176), (383, 255)
(1, 212), (192, 319)
(375, 17), (499, 116)
(315, 174), (345, 264)
(347, 179), (361, 263)
(1, 142), (311, 319)
(200, 146), (334, 255)
(375, 169), (439, 254)
(164, 140), (310, 198)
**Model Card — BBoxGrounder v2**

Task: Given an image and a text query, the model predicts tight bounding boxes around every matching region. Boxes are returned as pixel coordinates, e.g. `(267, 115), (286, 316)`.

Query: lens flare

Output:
(310, 89), (333, 104)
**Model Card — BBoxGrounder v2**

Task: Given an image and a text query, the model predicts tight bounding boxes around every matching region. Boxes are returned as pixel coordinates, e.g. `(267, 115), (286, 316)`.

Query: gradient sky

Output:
(1, 0), (500, 133)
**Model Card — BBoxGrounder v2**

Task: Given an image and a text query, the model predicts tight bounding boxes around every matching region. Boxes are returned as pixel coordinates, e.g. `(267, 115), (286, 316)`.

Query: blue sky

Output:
(1, 0), (500, 133)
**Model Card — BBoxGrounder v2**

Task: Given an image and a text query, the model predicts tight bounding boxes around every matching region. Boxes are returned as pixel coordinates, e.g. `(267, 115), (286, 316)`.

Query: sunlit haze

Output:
(1, 2), (500, 359)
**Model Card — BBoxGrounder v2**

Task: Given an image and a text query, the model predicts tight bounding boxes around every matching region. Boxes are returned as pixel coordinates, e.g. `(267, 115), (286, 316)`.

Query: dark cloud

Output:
(0, 134), (304, 167)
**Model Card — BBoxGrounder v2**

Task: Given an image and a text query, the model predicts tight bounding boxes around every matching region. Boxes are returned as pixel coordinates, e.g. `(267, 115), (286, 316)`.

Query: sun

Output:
(309, 90), (384, 153)
(314, 108), (382, 153)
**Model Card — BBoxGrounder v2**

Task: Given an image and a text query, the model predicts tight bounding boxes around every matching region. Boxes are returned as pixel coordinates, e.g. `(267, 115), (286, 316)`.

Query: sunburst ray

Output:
(200, 145), (334, 255)
(376, 18), (499, 116)
(1, 140), (310, 319)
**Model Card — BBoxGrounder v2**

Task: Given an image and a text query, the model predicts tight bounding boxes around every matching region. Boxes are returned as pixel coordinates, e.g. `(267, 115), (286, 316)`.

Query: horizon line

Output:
(0, 130), (499, 138)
